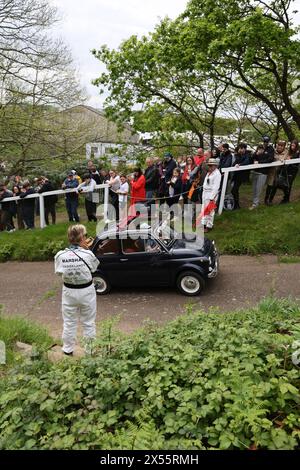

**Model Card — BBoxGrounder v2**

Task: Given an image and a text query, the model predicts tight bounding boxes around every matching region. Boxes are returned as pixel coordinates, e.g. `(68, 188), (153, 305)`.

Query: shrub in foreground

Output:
(0, 298), (300, 450)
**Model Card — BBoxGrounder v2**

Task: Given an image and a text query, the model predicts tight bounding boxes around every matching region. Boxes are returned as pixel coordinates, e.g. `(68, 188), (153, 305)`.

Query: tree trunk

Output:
(198, 133), (204, 148)
(274, 118), (282, 143)
(209, 126), (215, 149)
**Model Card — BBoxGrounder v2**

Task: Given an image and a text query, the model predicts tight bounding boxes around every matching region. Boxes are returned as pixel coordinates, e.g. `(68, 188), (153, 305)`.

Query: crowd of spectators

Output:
(0, 137), (299, 233)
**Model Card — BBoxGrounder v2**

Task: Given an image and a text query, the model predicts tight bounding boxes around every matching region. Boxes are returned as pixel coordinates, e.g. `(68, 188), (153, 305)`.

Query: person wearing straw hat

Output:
(201, 158), (221, 232)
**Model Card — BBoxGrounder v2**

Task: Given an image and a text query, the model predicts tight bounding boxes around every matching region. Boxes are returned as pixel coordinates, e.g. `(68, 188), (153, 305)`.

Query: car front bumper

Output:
(207, 244), (219, 279)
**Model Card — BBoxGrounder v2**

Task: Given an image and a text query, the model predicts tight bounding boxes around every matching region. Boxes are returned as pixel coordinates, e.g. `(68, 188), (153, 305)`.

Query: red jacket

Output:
(194, 155), (206, 166)
(130, 175), (146, 205)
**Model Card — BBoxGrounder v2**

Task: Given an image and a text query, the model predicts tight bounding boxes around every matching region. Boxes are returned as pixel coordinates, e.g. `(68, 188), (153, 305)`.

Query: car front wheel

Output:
(176, 271), (205, 296)
(93, 275), (111, 295)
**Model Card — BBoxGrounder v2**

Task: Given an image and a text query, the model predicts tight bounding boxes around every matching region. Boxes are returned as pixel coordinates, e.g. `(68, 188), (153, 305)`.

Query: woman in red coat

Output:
(130, 168), (146, 207)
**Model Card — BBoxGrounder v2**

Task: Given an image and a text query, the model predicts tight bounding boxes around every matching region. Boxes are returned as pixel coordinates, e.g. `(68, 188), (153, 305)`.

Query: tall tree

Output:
(92, 19), (230, 148)
(180, 0), (300, 140)
(0, 0), (86, 175)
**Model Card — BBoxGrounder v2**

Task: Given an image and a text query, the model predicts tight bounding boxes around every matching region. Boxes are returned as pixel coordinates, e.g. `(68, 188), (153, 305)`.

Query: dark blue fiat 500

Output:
(91, 220), (219, 297)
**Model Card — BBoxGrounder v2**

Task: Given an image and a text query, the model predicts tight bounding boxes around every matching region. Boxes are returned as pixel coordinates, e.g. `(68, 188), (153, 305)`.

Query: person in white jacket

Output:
(201, 158), (222, 232)
(77, 174), (97, 222)
(54, 224), (99, 355)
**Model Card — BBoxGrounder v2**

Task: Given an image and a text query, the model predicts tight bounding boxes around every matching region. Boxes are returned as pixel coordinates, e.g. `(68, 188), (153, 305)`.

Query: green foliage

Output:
(0, 244), (13, 262)
(1, 298), (300, 450)
(93, 0), (300, 143)
(92, 18), (230, 147)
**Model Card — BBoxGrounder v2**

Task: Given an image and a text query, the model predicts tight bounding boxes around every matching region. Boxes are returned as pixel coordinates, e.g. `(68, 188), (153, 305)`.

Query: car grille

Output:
(208, 243), (219, 278)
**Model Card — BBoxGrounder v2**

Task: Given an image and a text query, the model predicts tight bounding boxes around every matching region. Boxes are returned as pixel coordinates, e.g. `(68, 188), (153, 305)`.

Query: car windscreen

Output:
(152, 225), (178, 247)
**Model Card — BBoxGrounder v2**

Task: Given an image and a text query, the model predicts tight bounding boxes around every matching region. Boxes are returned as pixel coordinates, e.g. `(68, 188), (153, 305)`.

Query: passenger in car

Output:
(123, 239), (144, 253)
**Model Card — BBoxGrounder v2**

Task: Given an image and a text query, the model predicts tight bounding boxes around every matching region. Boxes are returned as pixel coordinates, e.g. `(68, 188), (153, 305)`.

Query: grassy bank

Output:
(208, 201), (300, 255)
(0, 221), (101, 262)
(0, 201), (300, 261)
(0, 298), (300, 450)
(0, 307), (53, 367)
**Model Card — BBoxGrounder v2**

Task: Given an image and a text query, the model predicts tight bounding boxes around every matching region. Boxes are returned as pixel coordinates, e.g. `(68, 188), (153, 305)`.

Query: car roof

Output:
(96, 228), (151, 239)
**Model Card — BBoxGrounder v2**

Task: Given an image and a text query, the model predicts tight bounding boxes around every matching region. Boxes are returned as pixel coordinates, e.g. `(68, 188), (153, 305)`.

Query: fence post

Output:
(104, 185), (109, 222)
(39, 194), (46, 229)
(218, 171), (229, 215)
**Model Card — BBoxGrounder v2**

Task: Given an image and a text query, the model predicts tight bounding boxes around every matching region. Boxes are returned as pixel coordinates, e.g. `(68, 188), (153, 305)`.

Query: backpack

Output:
(276, 168), (289, 189)
(223, 194), (235, 211)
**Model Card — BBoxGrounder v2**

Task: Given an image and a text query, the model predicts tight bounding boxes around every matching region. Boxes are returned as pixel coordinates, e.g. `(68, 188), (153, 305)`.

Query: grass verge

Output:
(0, 306), (53, 368)
(207, 200), (300, 255)
(278, 255), (300, 264)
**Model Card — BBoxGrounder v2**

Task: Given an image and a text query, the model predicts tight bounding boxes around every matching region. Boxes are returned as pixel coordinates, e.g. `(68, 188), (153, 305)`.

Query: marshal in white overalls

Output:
(55, 246), (99, 354)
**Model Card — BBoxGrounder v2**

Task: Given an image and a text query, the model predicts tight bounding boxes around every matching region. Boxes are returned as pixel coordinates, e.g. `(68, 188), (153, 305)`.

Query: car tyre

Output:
(176, 271), (205, 296)
(93, 275), (111, 295)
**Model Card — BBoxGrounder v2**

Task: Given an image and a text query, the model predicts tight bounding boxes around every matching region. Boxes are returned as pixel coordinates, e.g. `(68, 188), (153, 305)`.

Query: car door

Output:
(118, 233), (171, 286)
(93, 236), (124, 285)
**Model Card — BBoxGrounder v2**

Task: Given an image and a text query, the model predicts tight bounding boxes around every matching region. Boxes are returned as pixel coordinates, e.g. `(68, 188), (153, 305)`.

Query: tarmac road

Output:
(1, 256), (300, 340)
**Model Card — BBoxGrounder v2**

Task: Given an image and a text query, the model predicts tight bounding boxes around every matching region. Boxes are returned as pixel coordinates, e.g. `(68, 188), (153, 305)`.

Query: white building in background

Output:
(86, 142), (124, 160)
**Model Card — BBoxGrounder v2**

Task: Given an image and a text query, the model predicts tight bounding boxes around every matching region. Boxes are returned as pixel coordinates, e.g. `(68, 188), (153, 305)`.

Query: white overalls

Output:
(54, 246), (99, 354)
(201, 168), (222, 229)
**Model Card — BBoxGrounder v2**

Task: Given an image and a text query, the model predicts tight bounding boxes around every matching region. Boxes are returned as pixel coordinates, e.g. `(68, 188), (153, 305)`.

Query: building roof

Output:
(64, 104), (134, 133)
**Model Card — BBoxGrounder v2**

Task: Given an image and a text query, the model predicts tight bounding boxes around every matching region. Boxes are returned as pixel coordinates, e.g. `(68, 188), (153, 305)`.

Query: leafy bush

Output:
(0, 244), (13, 262)
(0, 298), (300, 450)
(39, 241), (66, 260)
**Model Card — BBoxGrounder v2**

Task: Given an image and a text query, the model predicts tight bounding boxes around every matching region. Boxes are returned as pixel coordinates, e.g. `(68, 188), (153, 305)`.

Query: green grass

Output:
(207, 200), (300, 256)
(0, 306), (53, 368)
(0, 221), (104, 262)
(278, 255), (300, 264)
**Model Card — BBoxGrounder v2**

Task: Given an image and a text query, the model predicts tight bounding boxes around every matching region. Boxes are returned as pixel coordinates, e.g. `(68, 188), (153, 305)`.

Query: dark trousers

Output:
(109, 191), (119, 221)
(22, 208), (35, 229)
(270, 173), (297, 203)
(16, 205), (24, 229)
(0, 210), (14, 231)
(231, 179), (243, 209)
(85, 199), (97, 222)
(45, 204), (56, 225)
(66, 198), (79, 222)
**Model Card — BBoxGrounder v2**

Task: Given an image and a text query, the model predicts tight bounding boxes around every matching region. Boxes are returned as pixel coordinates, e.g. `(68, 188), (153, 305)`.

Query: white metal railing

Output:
(1, 184), (110, 229)
(218, 158), (300, 215)
(2, 159), (300, 227)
